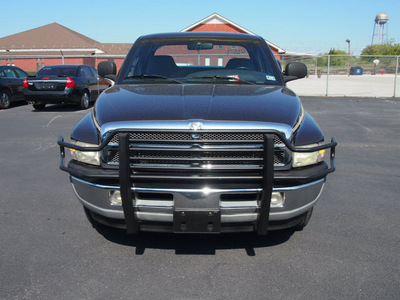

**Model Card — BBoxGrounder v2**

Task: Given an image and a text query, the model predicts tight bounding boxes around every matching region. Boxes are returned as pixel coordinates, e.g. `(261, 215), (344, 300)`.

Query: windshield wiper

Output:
(123, 74), (183, 84)
(188, 75), (255, 85)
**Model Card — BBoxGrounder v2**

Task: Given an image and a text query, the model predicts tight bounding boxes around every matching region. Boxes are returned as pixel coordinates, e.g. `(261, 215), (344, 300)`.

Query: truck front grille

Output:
(103, 131), (290, 181)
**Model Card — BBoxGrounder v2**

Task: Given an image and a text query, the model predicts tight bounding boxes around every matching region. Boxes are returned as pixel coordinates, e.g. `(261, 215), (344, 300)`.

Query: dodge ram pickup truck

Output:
(58, 32), (336, 235)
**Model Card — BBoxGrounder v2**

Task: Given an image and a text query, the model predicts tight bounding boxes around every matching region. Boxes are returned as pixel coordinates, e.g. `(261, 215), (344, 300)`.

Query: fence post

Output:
(325, 55), (330, 96)
(394, 56), (399, 98)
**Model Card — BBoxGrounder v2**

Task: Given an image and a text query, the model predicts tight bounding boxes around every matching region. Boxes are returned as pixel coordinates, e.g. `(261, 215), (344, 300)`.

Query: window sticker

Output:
(265, 75), (276, 81)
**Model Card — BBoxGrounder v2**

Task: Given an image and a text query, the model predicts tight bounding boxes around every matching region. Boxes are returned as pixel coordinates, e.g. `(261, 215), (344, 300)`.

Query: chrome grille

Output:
(109, 132), (284, 144)
(104, 131), (289, 173)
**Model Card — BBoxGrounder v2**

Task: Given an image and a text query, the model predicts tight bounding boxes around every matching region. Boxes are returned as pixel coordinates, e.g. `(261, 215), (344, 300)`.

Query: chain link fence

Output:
(1, 53), (399, 97)
(279, 54), (399, 97)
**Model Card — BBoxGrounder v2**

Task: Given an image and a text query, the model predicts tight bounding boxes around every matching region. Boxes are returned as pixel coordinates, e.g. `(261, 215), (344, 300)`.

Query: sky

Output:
(1, 0), (399, 55)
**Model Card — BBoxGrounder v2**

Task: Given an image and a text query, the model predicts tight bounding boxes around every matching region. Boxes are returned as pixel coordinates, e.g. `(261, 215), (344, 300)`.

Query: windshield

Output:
(120, 37), (282, 86)
(36, 67), (78, 77)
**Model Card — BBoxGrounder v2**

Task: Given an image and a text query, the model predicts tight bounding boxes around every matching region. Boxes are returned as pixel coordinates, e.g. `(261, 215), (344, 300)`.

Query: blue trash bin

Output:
(350, 67), (363, 75)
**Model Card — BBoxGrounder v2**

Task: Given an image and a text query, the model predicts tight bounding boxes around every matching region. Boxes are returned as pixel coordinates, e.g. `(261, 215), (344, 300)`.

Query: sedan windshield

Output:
(120, 37), (282, 85)
(36, 67), (78, 77)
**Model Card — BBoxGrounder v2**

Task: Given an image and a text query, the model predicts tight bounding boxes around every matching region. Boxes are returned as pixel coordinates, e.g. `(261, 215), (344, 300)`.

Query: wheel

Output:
(0, 90), (11, 109)
(293, 208), (313, 231)
(80, 91), (90, 109)
(83, 207), (104, 228)
(32, 103), (46, 110)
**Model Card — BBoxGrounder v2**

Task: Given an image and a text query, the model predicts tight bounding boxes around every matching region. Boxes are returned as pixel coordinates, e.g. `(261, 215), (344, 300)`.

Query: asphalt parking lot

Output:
(1, 97), (400, 299)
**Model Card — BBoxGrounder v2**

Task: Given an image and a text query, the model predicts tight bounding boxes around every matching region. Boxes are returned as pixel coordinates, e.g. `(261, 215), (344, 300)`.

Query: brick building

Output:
(181, 13), (284, 57)
(0, 13), (284, 72)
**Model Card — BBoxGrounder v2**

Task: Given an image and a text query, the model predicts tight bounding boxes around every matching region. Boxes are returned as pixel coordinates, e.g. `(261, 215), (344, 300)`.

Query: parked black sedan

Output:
(0, 66), (29, 109)
(23, 64), (112, 110)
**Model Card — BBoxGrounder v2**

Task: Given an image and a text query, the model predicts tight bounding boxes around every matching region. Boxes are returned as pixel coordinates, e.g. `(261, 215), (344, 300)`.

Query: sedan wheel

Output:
(80, 92), (90, 109)
(0, 90), (11, 109)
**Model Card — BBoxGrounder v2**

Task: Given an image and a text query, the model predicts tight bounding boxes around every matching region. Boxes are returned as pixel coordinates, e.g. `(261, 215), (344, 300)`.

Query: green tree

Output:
(317, 49), (348, 66)
(361, 43), (400, 56)
(361, 42), (400, 67)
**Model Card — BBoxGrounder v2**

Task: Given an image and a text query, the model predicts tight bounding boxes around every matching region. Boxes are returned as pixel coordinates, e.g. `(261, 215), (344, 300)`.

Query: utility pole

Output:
(346, 39), (351, 75)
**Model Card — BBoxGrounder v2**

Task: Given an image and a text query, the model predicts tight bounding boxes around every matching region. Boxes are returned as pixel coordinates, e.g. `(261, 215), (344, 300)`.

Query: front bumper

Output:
(58, 132), (336, 234)
(71, 175), (325, 232)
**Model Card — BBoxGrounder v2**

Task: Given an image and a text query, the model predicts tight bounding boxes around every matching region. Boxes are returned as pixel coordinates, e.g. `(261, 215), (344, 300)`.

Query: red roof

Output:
(0, 23), (100, 50)
(181, 13), (285, 54)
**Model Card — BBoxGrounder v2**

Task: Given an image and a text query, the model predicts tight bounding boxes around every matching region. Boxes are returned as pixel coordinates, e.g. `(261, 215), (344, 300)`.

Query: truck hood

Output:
(94, 84), (302, 129)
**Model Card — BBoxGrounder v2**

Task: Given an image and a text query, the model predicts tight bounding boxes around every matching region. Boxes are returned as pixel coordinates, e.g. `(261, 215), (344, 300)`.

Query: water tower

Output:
(371, 13), (389, 45)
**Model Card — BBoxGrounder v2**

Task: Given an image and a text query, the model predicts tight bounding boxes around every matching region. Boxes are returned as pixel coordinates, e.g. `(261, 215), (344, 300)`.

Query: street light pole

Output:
(346, 39), (351, 75)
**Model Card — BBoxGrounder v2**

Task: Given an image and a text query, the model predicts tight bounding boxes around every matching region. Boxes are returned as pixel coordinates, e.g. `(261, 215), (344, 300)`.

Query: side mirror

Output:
(284, 62), (307, 83)
(98, 61), (117, 81)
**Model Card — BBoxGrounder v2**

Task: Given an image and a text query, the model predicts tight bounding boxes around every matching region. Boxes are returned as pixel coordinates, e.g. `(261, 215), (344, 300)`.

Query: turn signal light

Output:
(66, 77), (75, 88)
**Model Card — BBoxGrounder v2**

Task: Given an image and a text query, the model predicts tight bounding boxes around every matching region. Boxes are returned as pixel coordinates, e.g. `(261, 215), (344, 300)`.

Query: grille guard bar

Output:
(58, 131), (337, 176)
(57, 129), (337, 154)
(57, 131), (337, 235)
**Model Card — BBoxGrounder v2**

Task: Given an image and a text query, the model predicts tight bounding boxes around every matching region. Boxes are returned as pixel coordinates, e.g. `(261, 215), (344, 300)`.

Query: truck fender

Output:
(71, 112), (99, 144)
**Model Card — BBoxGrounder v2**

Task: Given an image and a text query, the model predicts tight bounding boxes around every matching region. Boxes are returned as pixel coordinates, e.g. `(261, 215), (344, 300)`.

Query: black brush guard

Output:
(58, 131), (337, 235)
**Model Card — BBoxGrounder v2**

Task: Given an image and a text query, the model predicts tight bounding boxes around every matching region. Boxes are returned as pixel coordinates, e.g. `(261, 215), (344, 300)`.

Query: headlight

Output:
(292, 144), (326, 168)
(70, 141), (101, 166)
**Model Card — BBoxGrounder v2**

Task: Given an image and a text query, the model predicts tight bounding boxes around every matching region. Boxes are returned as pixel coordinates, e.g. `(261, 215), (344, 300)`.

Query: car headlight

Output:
(292, 144), (326, 168)
(70, 141), (101, 166)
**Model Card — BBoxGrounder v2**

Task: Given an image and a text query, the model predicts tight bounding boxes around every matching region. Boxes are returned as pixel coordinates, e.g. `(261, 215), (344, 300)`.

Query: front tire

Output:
(0, 90), (11, 109)
(83, 207), (104, 228)
(80, 91), (90, 109)
(293, 208), (313, 231)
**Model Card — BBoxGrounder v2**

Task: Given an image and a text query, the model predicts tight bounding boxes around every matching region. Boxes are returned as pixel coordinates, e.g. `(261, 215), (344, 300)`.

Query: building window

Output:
(218, 58), (223, 66)
(37, 58), (45, 70)
(205, 57), (210, 66)
(6, 58), (14, 66)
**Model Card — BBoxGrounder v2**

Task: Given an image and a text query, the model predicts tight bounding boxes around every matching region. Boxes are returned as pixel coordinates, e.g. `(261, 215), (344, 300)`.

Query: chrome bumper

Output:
(71, 176), (325, 225)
